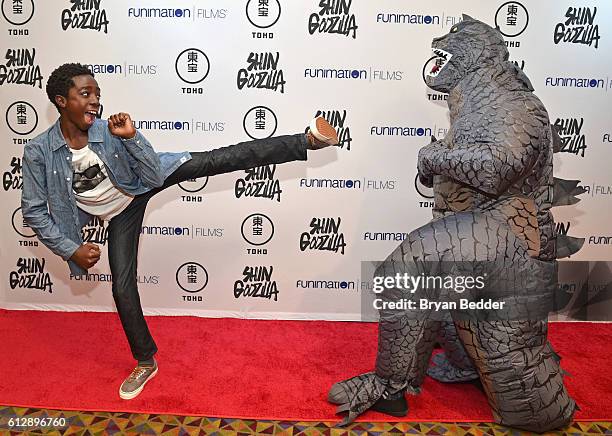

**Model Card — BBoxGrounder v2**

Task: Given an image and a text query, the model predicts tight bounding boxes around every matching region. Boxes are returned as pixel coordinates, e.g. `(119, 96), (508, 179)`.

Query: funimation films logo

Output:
(81, 216), (109, 245)
(9, 257), (53, 293)
(237, 52), (285, 93)
(234, 266), (279, 300)
(494, 2), (529, 37)
(246, 0), (281, 28)
(61, 0), (109, 33)
(308, 0), (357, 39)
(176, 262), (208, 293)
(554, 7), (600, 49)
(12, 207), (35, 238)
(6, 101), (38, 135)
(312, 110), (352, 150)
(0, 48), (43, 88)
(554, 117), (587, 157)
(179, 176), (209, 193)
(241, 213), (274, 246)
(243, 106), (277, 140)
(176, 48), (210, 84)
(1, 0), (34, 25)
(235, 165), (282, 202)
(300, 217), (346, 254)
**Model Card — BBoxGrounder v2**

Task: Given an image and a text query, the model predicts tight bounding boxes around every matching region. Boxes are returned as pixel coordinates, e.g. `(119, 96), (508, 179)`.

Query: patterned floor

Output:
(0, 406), (610, 435)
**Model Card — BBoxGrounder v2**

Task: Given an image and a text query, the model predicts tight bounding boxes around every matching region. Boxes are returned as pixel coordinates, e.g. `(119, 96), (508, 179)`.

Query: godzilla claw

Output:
(328, 372), (391, 425)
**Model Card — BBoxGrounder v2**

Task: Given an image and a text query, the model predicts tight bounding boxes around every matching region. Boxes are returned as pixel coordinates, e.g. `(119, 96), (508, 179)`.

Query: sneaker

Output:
(306, 117), (339, 149)
(119, 360), (158, 400)
(371, 390), (408, 417)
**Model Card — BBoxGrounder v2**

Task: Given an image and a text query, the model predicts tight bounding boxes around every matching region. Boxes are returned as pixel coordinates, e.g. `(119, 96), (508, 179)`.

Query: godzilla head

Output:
(426, 14), (508, 93)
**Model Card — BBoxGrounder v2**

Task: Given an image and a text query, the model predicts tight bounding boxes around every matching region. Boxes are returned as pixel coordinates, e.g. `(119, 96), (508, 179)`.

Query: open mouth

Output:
(427, 48), (452, 78)
(84, 110), (98, 125)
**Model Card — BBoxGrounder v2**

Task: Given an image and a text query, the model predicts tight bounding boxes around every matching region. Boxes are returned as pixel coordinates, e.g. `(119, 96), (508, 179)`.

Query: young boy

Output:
(21, 63), (338, 400)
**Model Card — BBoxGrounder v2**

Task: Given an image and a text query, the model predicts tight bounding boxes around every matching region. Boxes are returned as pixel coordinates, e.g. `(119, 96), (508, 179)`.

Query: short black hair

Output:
(46, 63), (94, 112)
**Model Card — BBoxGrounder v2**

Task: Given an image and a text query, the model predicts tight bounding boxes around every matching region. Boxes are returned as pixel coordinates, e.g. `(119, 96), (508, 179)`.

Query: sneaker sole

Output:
(119, 367), (158, 400)
(310, 117), (339, 145)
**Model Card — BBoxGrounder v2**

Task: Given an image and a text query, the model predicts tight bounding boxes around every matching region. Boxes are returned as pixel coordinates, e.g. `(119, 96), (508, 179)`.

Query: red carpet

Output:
(0, 309), (610, 422)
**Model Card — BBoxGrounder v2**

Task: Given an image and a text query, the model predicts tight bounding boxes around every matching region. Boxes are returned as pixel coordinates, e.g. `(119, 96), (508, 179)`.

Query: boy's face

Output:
(56, 74), (101, 131)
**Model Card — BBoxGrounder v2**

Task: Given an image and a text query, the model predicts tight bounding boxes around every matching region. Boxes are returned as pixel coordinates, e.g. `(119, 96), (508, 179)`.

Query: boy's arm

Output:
(109, 113), (163, 188)
(21, 145), (80, 261)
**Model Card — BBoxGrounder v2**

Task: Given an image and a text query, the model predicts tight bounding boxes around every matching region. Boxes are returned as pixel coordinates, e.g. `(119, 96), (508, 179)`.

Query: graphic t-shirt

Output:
(69, 145), (133, 221)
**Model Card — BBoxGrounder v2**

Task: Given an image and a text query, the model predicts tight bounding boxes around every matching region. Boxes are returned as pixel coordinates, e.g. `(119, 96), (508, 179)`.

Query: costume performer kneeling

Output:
(329, 15), (583, 433)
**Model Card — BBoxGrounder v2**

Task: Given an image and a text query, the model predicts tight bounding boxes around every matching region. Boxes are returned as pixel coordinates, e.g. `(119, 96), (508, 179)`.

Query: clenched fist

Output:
(108, 112), (137, 139)
(70, 243), (101, 270)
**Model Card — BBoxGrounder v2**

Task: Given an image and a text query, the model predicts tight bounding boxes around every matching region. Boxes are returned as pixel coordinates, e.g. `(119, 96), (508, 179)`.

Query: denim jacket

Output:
(21, 118), (191, 276)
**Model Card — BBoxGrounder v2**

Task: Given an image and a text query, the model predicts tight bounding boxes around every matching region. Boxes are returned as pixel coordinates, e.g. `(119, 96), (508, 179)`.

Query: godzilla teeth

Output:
(427, 48), (453, 78)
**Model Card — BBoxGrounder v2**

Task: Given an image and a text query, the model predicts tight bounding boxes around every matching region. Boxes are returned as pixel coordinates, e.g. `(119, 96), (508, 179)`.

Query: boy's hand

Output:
(108, 112), (137, 139)
(70, 243), (101, 270)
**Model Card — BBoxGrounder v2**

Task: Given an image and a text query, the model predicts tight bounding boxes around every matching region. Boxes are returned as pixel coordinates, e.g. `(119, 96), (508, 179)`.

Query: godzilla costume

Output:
(329, 15), (583, 433)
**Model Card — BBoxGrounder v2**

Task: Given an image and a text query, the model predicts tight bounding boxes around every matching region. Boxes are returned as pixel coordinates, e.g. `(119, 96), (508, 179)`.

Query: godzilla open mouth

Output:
(427, 48), (452, 78)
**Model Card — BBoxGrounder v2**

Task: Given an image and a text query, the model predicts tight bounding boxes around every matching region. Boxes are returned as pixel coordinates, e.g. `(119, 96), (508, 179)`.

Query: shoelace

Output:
(127, 366), (150, 382)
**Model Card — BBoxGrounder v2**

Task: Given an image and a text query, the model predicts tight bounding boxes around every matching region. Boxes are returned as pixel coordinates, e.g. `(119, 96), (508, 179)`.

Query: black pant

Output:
(107, 134), (308, 360)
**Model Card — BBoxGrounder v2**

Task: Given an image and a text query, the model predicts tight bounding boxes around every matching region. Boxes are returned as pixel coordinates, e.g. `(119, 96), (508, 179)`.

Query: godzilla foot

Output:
(329, 372), (407, 425)
(427, 352), (479, 383)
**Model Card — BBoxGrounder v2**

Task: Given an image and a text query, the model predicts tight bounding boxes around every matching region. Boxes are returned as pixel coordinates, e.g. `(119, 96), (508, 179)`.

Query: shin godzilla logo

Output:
(308, 0), (357, 38)
(237, 52), (285, 93)
(61, 0), (109, 33)
(554, 7), (600, 49)
(300, 217), (346, 254)
(0, 48), (43, 88)
(235, 165), (282, 202)
(233, 266), (279, 300)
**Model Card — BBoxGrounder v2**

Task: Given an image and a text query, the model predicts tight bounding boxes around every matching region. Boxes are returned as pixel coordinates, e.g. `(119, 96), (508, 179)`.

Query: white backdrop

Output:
(1, 0), (611, 320)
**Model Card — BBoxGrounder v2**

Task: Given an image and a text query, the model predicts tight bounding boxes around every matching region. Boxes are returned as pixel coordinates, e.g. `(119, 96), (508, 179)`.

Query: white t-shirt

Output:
(69, 145), (133, 221)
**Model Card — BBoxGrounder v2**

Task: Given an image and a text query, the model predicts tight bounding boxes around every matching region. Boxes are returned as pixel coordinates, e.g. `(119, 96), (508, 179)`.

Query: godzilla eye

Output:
(450, 26), (458, 33)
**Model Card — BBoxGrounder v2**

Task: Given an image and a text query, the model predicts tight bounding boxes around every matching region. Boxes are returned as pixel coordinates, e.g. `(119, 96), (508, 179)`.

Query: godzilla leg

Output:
(329, 212), (490, 424)
(455, 318), (576, 432)
(428, 317), (479, 383)
(328, 251), (440, 424)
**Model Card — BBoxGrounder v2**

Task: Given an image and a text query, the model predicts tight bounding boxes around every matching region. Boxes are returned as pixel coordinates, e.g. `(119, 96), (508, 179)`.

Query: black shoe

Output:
(371, 393), (408, 417)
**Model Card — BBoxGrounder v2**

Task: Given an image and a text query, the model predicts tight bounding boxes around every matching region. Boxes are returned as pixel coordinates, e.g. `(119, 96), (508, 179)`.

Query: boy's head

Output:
(46, 63), (101, 130)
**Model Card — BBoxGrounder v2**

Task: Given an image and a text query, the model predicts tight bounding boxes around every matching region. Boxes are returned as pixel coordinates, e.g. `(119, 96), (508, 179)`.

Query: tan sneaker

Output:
(306, 117), (339, 149)
(119, 360), (158, 400)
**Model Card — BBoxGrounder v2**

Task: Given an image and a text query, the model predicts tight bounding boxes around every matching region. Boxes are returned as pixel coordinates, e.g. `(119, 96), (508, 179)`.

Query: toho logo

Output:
(175, 48), (210, 84)
(6, 101), (38, 135)
(246, 0), (281, 28)
(241, 213), (274, 246)
(12, 207), (35, 238)
(176, 262), (208, 293)
(243, 106), (278, 140)
(2, 0), (34, 25)
(495, 2), (529, 37)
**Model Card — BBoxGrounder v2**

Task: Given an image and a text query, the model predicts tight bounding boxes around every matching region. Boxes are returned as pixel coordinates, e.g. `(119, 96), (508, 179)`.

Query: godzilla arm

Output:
(418, 139), (537, 197)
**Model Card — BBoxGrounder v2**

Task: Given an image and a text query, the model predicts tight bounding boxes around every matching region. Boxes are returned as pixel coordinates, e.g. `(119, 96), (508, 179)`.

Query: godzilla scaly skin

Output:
(329, 16), (578, 432)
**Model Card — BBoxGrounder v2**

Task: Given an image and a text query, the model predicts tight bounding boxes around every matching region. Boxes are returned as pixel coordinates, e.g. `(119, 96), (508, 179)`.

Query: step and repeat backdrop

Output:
(1, 0), (611, 320)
